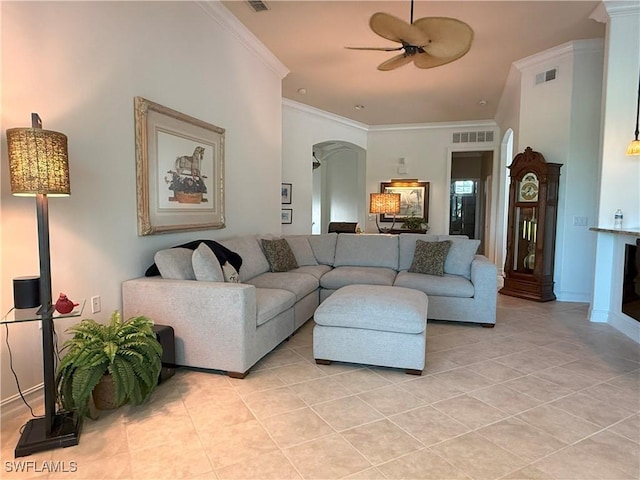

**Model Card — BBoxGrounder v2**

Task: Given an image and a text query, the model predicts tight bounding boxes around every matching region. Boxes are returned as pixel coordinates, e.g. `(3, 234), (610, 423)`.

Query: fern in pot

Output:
(56, 311), (162, 418)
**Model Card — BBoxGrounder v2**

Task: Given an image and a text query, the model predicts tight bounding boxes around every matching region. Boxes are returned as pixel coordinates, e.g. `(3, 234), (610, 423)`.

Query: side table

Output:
(1, 300), (85, 457)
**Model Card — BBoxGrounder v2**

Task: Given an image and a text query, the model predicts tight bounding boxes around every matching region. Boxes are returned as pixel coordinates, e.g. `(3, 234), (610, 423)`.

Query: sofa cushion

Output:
(285, 236), (318, 266)
(438, 236), (480, 279)
(333, 234), (399, 270)
(320, 266), (397, 290)
(308, 233), (337, 266)
(219, 236), (270, 282)
(254, 288), (296, 326)
(292, 264), (332, 280)
(261, 238), (299, 272)
(394, 271), (475, 298)
(192, 243), (224, 282)
(408, 240), (452, 276)
(398, 234), (440, 271)
(247, 272), (318, 302)
(154, 248), (195, 280)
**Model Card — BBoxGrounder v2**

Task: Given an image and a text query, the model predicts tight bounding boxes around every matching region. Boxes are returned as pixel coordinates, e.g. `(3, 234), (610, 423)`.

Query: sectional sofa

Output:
(122, 233), (497, 378)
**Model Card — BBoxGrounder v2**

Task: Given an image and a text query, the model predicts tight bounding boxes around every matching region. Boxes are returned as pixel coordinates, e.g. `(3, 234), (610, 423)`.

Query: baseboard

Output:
(608, 312), (640, 343)
(589, 308), (609, 323)
(555, 291), (591, 303)
(0, 383), (43, 421)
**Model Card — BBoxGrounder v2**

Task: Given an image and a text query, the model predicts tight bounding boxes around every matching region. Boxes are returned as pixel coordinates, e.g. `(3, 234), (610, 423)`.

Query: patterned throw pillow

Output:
(261, 238), (299, 272)
(408, 240), (452, 276)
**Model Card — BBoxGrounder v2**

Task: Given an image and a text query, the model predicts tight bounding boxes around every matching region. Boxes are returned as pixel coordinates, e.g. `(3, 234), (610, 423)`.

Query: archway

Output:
(312, 141), (366, 234)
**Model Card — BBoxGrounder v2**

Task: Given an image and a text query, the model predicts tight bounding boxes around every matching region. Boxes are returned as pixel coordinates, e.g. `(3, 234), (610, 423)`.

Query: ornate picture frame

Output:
(380, 180), (429, 223)
(134, 97), (225, 235)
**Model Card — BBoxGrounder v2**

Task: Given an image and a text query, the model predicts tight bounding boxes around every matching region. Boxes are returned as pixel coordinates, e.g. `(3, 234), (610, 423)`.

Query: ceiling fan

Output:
(346, 0), (474, 71)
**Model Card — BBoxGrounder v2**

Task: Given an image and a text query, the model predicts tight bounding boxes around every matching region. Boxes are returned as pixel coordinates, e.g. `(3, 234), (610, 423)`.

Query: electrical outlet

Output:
(573, 216), (588, 226)
(91, 296), (101, 314)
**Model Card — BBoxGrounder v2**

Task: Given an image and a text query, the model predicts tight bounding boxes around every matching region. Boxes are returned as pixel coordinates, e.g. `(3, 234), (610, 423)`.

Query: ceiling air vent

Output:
(535, 68), (557, 85)
(247, 0), (269, 12)
(452, 131), (494, 144)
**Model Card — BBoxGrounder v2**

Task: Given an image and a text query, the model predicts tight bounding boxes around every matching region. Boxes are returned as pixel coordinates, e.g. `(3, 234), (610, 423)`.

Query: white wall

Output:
(514, 39), (604, 302)
(1, 1), (286, 403)
(282, 101), (368, 235)
(590, 1), (640, 342)
(365, 124), (499, 235)
(596, 6), (640, 228)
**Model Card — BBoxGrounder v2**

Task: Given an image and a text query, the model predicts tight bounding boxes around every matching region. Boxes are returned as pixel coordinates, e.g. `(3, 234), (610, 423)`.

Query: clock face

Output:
(518, 173), (539, 202)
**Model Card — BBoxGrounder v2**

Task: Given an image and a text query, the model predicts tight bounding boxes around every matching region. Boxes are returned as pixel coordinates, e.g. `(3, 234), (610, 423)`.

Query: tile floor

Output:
(1, 295), (639, 479)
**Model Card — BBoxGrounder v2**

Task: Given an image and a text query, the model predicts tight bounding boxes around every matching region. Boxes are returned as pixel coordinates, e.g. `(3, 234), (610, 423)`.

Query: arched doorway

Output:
(312, 141), (366, 234)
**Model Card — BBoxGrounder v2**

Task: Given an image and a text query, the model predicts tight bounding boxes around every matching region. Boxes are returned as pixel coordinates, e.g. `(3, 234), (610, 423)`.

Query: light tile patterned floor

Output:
(1, 296), (639, 479)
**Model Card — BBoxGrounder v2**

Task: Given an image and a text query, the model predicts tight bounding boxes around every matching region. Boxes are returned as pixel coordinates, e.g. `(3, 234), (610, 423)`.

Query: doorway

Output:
(449, 151), (493, 255)
(312, 141), (366, 234)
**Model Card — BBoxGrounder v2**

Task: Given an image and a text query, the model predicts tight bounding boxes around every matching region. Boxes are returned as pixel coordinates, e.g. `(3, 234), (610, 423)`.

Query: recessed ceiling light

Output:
(297, 88), (307, 95)
(354, 104), (365, 110)
(478, 100), (487, 106)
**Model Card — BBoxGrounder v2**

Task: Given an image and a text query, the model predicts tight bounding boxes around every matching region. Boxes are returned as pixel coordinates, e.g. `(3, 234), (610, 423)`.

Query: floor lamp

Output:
(7, 113), (81, 457)
(370, 193), (401, 233)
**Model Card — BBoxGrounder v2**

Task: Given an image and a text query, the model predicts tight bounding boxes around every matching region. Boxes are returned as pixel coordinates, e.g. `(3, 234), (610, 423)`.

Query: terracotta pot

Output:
(92, 374), (121, 410)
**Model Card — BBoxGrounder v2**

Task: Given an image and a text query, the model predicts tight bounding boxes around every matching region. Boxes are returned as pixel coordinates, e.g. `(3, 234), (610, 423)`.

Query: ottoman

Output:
(313, 285), (428, 375)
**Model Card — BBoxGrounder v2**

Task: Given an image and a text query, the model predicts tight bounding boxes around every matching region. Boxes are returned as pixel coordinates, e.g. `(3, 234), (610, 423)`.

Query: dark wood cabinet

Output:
(500, 147), (562, 302)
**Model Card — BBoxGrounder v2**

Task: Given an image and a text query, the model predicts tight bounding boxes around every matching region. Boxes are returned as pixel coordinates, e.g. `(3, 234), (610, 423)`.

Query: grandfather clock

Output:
(500, 147), (562, 301)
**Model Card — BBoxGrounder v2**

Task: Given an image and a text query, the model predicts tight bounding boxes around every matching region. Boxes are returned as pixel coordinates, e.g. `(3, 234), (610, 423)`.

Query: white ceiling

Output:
(221, 1), (605, 125)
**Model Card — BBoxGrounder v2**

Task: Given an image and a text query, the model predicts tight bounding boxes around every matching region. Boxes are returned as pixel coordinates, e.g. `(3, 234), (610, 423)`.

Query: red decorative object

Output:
(55, 293), (78, 314)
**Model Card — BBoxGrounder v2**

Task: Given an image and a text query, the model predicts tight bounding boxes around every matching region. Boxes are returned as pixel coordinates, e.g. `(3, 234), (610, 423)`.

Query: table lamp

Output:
(370, 192), (401, 233)
(6, 113), (81, 456)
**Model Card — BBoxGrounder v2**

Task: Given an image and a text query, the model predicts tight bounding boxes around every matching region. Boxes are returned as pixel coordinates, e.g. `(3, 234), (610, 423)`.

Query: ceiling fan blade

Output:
(413, 51), (460, 69)
(377, 53), (414, 71)
(345, 46), (404, 52)
(413, 17), (474, 59)
(370, 12), (430, 46)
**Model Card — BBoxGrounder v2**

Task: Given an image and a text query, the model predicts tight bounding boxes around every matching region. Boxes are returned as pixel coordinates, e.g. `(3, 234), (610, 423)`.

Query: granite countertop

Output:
(589, 227), (640, 237)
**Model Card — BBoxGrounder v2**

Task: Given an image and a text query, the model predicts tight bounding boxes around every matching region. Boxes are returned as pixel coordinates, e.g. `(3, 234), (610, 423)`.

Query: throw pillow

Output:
(439, 237), (481, 279)
(261, 238), (299, 272)
(154, 248), (196, 280)
(284, 236), (318, 266)
(408, 240), (452, 276)
(192, 243), (224, 282)
(222, 262), (240, 283)
(145, 240), (242, 277)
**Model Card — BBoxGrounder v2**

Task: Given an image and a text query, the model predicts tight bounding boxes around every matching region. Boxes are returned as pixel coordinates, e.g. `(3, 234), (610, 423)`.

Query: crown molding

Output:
(368, 119), (498, 132)
(196, 1), (289, 80)
(514, 38), (604, 72)
(283, 99), (498, 133)
(282, 99), (369, 132)
(604, 0), (640, 17)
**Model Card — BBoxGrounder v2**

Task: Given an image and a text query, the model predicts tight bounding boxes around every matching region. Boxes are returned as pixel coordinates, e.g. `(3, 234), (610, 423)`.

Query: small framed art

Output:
(281, 183), (292, 204)
(281, 208), (293, 224)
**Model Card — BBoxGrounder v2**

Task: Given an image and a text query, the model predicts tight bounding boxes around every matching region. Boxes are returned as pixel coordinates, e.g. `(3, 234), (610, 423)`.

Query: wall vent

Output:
(535, 68), (557, 85)
(247, 0), (269, 12)
(452, 131), (494, 144)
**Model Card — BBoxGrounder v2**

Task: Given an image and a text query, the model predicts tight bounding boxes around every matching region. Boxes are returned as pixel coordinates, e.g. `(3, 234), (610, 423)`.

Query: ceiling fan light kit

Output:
(347, 1), (473, 71)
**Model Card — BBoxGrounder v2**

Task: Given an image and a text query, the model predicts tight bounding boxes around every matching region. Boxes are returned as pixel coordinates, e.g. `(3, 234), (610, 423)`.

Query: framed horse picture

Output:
(134, 97), (225, 235)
